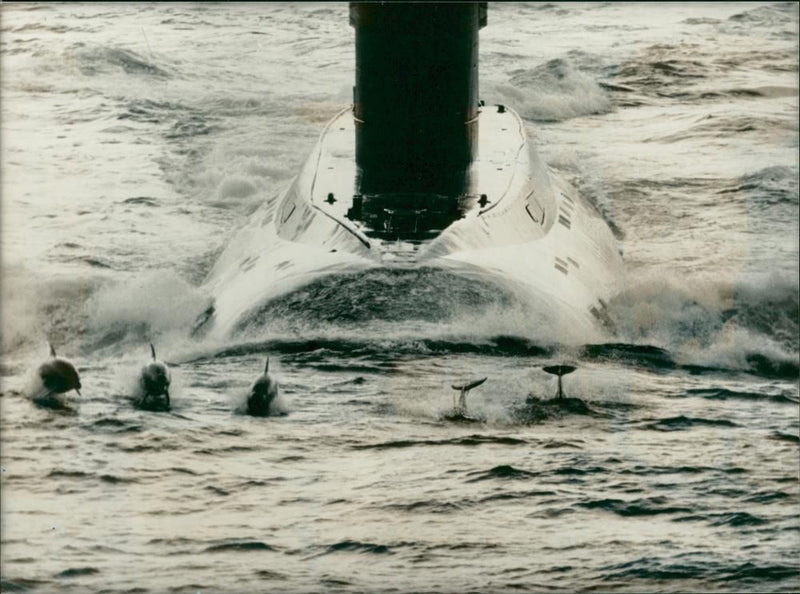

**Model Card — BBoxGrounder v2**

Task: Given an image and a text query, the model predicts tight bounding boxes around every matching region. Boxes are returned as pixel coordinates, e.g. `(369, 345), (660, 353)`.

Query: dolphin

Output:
(138, 343), (171, 410)
(543, 364), (576, 399)
(246, 357), (279, 416)
(32, 343), (81, 406)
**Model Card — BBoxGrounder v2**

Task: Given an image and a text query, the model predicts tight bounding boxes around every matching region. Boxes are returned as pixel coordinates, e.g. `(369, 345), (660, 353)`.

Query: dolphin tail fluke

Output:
(543, 364), (576, 399)
(450, 376), (487, 413)
(451, 376), (487, 392)
(543, 365), (576, 377)
(150, 343), (157, 360)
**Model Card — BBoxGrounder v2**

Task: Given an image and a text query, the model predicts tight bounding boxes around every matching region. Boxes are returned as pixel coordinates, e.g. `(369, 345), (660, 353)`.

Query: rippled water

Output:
(1, 3), (798, 593)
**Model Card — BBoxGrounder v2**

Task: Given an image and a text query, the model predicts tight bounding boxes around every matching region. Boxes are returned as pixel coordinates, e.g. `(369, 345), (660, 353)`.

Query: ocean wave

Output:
(686, 387), (799, 404)
(646, 114), (796, 143)
(116, 98), (189, 123)
(743, 490), (792, 504)
(606, 49), (709, 95)
(567, 161), (627, 240)
(607, 272), (799, 378)
(675, 511), (769, 527)
(54, 567), (100, 578)
(720, 561), (800, 583)
(603, 43), (798, 101)
(46, 469), (138, 484)
(204, 541), (278, 553)
(0, 578), (54, 591)
(699, 86), (799, 101)
(580, 495), (692, 517)
(727, 3), (798, 27)
(83, 270), (212, 355)
(98, 474), (138, 484)
(493, 57), (612, 122)
(0, 265), (102, 356)
(380, 500), (466, 514)
(465, 464), (538, 482)
(324, 540), (394, 555)
(717, 165), (799, 206)
(642, 415), (740, 432)
(510, 396), (596, 424)
(769, 431), (800, 444)
(73, 45), (171, 78)
(682, 17), (721, 26)
(237, 267), (521, 328)
(581, 343), (675, 370)
(87, 417), (145, 432)
(47, 469), (92, 479)
(619, 464), (743, 476)
(352, 435), (527, 450)
(601, 556), (800, 585)
(115, 98), (220, 146)
(200, 335), (551, 362)
(193, 266), (798, 381)
(479, 489), (558, 504)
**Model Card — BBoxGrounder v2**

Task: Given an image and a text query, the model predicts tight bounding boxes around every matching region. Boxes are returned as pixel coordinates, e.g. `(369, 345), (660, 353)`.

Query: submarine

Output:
(197, 3), (623, 340)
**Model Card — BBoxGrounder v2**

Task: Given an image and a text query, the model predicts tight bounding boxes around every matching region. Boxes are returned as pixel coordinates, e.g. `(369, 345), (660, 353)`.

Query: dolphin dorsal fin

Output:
(49, 342), (57, 357)
(150, 343), (156, 360)
(265, 357), (270, 373)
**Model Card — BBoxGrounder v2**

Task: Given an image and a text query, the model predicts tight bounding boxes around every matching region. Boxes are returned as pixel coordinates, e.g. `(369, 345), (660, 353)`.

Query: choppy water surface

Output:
(1, 3), (798, 593)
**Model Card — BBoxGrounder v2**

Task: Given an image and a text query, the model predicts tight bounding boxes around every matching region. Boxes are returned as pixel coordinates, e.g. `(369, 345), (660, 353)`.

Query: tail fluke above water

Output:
(542, 365), (576, 377)
(451, 377), (487, 392)
(450, 376), (487, 413)
(543, 365), (576, 399)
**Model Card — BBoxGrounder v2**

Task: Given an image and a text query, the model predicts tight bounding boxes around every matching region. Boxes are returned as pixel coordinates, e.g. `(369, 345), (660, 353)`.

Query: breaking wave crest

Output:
(5, 262), (796, 381)
(494, 57), (612, 122)
(607, 271), (799, 378)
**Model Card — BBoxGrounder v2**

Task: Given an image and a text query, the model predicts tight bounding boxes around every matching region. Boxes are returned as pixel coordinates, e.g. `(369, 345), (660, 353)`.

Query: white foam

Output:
(609, 270), (799, 371)
(217, 175), (258, 200)
(84, 270), (211, 355)
(0, 265), (101, 357)
(492, 58), (612, 122)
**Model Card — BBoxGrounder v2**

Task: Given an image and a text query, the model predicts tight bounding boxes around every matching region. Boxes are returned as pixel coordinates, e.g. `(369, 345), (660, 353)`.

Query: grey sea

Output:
(1, 3), (798, 593)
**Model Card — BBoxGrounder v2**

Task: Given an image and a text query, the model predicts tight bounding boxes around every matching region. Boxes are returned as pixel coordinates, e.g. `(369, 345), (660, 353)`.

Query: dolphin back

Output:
(142, 361), (170, 396)
(247, 374), (278, 416)
(38, 358), (81, 394)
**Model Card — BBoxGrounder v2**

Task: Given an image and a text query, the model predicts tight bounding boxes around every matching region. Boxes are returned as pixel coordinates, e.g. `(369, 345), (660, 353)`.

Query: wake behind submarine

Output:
(197, 3), (623, 339)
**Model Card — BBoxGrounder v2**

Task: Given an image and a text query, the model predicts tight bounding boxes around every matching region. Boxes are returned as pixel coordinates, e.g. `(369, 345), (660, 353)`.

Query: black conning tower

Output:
(350, 2), (487, 197)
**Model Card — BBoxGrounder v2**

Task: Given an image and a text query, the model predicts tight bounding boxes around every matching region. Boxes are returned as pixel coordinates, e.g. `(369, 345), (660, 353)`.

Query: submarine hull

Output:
(199, 106), (623, 341)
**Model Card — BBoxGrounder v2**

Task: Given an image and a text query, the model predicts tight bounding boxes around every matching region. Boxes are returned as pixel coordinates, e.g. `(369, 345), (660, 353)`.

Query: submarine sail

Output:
(351, 2), (485, 196)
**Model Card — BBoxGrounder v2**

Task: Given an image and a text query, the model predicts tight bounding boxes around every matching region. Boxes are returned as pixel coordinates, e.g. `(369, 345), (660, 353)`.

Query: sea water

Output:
(1, 3), (798, 592)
